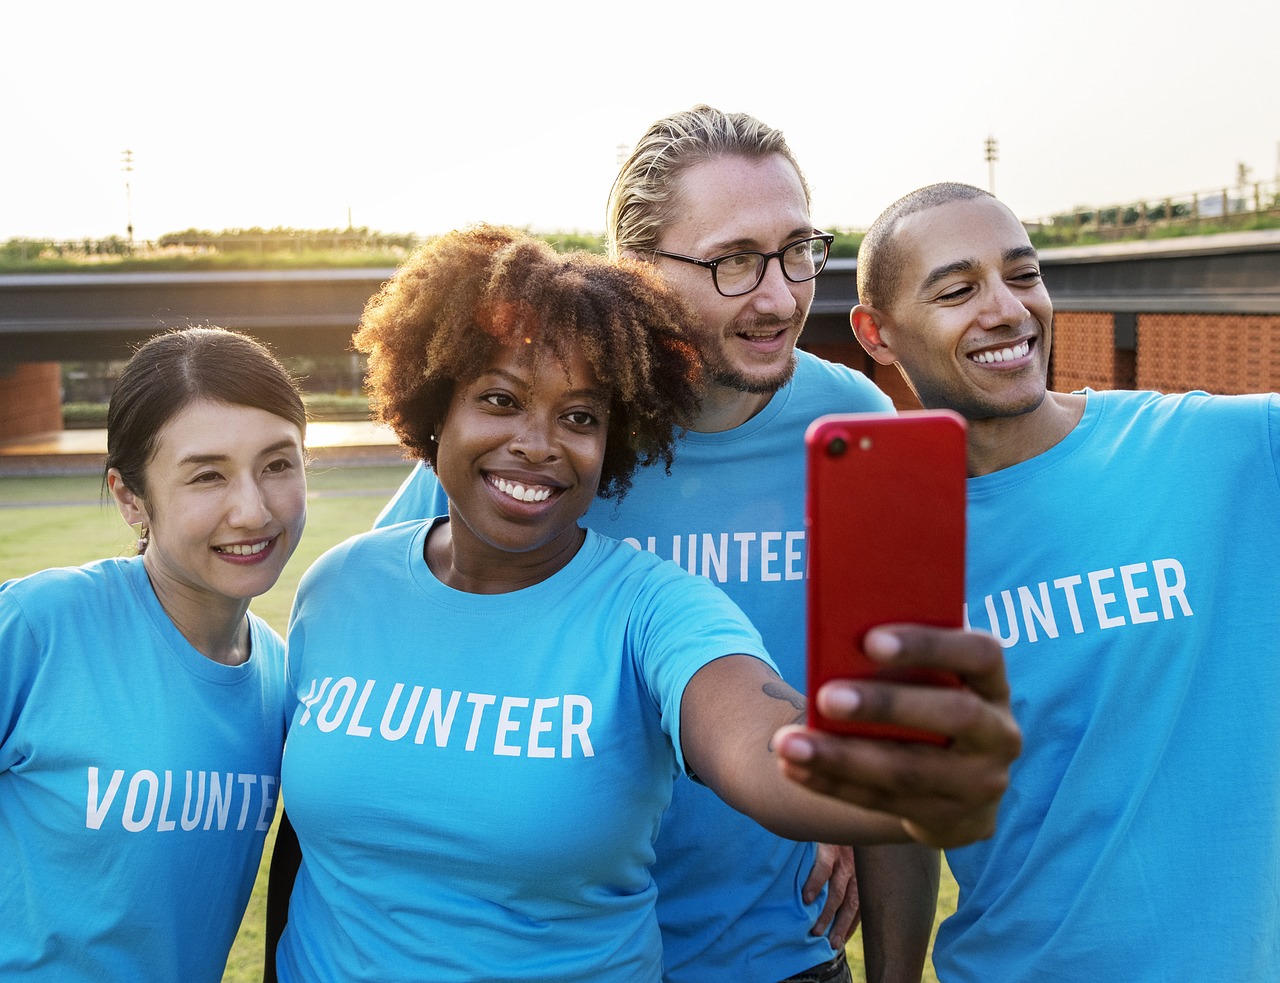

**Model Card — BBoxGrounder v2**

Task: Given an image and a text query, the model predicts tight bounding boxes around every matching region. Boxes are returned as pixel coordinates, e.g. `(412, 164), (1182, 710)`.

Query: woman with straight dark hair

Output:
(0, 326), (308, 982)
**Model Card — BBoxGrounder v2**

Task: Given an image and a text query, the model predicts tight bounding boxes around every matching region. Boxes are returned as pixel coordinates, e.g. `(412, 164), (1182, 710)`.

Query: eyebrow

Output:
(919, 246), (1039, 292)
(703, 226), (816, 256)
(477, 368), (607, 402)
(177, 437), (300, 466)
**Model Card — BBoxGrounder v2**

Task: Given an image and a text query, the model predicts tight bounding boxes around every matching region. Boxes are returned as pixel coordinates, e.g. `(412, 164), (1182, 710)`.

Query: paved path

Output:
(0, 421), (407, 476)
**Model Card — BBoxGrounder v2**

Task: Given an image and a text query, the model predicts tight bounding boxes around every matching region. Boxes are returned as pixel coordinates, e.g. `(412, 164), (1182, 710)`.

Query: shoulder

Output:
(1086, 390), (1280, 473)
(247, 612), (288, 685)
(583, 531), (755, 620)
(298, 523), (423, 596)
(577, 538), (769, 676)
(0, 560), (140, 671)
(580, 529), (667, 581)
(584, 531), (698, 591)
(374, 462), (443, 528)
(1095, 387), (1273, 430)
(1, 557), (132, 620)
(791, 349), (894, 411)
(247, 611), (286, 657)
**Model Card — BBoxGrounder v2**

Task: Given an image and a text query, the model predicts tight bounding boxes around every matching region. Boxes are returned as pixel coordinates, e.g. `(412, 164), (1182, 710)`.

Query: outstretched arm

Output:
(774, 624), (1020, 849)
(681, 625), (1019, 849)
(681, 653), (906, 844)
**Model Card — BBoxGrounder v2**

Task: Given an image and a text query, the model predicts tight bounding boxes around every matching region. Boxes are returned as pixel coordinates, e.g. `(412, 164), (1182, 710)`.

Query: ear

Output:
(107, 468), (149, 529)
(851, 304), (900, 366)
(620, 247), (644, 263)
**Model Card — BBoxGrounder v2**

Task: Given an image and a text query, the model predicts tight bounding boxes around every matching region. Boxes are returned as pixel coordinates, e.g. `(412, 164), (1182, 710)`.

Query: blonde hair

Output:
(606, 104), (810, 259)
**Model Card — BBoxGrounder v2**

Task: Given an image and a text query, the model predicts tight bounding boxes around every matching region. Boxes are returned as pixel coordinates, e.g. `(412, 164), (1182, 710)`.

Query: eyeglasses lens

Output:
(714, 237), (829, 297)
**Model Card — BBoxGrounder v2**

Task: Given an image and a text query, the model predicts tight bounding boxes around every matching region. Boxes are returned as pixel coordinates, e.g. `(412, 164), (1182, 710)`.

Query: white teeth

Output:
(218, 541), (269, 556)
(970, 340), (1030, 365)
(493, 477), (552, 503)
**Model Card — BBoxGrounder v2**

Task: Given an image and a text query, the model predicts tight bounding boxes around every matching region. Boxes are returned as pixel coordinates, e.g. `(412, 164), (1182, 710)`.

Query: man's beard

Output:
(708, 352), (799, 394)
(704, 312), (804, 394)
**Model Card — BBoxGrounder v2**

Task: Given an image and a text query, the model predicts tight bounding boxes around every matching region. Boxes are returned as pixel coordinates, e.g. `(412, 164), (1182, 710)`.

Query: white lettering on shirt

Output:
(625, 528), (807, 585)
(965, 557), (1194, 647)
(84, 766), (278, 833)
(291, 681), (596, 759)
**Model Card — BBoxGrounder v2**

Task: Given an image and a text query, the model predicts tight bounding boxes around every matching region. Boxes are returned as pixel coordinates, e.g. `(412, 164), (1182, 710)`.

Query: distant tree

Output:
(828, 230), (863, 258)
(537, 232), (607, 253)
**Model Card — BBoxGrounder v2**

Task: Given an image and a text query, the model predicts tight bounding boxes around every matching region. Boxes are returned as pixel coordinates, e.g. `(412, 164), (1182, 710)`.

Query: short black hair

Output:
(857, 183), (993, 310)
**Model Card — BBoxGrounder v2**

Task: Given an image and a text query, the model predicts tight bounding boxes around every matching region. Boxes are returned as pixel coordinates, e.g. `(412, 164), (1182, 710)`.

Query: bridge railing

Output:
(1028, 178), (1280, 244)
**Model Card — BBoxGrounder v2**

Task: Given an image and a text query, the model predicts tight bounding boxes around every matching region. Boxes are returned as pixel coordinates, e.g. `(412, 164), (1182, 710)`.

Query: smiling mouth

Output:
(491, 476), (554, 503)
(737, 325), (784, 340)
(215, 539), (273, 556)
(969, 340), (1031, 364)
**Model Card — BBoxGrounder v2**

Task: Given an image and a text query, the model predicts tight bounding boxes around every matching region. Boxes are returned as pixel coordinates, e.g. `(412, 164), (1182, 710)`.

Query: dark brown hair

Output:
(105, 326), (306, 498)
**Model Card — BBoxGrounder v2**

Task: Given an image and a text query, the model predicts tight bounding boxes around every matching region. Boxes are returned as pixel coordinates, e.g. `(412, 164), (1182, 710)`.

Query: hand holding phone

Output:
(805, 410), (967, 744)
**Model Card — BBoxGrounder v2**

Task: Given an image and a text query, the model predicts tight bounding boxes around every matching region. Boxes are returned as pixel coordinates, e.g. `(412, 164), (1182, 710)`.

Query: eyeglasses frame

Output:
(650, 232), (835, 298)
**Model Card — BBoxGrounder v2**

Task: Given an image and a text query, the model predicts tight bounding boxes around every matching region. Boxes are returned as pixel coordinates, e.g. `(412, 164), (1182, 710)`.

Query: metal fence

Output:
(1029, 179), (1280, 243)
(0, 230), (418, 263)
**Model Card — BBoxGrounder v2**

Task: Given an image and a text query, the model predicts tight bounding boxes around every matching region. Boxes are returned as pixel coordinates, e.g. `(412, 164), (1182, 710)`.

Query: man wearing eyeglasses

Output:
(375, 106), (971, 983)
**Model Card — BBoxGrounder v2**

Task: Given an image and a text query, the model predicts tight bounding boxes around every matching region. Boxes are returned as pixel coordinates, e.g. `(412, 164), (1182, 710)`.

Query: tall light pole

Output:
(121, 149), (135, 243)
(984, 136), (998, 195)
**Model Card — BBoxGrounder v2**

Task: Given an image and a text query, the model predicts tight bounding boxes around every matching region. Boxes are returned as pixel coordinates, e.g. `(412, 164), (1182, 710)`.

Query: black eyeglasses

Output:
(652, 233), (834, 298)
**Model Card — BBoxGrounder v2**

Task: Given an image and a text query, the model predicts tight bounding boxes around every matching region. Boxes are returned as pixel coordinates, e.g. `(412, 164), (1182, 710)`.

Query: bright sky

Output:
(4, 0), (1278, 242)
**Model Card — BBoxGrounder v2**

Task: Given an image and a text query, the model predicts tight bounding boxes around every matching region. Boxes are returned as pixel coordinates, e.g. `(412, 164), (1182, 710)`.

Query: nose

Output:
(977, 279), (1028, 331)
(508, 415), (559, 463)
(228, 476), (273, 529)
(748, 254), (800, 320)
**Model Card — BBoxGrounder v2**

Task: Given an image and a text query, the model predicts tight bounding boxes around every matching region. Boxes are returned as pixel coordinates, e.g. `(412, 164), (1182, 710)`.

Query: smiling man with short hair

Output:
(853, 182), (1280, 981)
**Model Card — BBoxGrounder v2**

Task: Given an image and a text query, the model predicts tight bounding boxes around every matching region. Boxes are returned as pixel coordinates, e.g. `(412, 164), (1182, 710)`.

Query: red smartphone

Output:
(804, 410), (967, 744)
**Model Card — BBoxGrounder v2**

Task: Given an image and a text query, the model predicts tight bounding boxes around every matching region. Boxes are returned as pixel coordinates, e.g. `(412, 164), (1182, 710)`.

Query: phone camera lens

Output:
(827, 436), (847, 457)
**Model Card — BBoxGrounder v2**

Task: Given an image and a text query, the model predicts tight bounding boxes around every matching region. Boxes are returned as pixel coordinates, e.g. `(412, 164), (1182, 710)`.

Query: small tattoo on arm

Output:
(763, 679), (805, 713)
(763, 679), (806, 727)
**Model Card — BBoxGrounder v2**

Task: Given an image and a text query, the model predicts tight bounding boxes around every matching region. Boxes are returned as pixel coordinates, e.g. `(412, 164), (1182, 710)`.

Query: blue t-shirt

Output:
(0, 556), (287, 982)
(277, 521), (773, 983)
(937, 390), (1280, 981)
(374, 350), (893, 980)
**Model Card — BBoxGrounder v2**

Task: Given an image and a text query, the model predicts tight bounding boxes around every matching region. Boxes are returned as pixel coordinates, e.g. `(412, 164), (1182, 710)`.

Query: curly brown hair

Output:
(354, 224), (703, 501)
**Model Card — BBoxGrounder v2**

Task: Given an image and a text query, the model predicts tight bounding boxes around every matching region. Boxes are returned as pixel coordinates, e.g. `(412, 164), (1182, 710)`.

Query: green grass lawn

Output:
(0, 463), (958, 982)
(0, 464), (410, 982)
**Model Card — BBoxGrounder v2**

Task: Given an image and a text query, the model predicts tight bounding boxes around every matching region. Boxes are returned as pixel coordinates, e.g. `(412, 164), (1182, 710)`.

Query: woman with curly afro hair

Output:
(268, 226), (928, 983)
(356, 224), (702, 501)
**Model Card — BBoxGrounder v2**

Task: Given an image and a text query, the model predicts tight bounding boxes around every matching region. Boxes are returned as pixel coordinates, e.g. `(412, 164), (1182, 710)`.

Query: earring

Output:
(137, 522), (149, 555)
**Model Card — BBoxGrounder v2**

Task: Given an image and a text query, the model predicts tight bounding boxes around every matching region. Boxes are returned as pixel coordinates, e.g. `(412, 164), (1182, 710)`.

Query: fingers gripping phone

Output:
(804, 410), (967, 744)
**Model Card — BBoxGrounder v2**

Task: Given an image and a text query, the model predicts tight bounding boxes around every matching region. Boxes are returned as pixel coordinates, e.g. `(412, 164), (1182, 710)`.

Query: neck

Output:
(965, 390), (1087, 477)
(690, 381), (775, 434)
(426, 516), (586, 595)
(144, 561), (253, 665)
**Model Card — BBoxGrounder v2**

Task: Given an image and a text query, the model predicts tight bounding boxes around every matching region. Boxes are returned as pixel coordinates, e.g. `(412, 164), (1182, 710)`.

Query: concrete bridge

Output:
(3, 229), (1279, 441)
